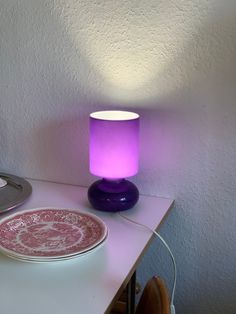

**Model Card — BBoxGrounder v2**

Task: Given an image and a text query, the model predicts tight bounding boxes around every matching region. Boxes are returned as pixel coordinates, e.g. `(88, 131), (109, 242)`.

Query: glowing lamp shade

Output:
(88, 110), (140, 212)
(90, 111), (139, 178)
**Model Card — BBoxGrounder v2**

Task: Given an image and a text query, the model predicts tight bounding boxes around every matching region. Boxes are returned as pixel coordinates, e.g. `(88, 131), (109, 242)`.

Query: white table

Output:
(0, 179), (173, 314)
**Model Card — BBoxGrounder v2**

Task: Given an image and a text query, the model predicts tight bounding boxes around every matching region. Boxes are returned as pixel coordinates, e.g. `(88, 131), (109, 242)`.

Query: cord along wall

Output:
(1, 1), (236, 313)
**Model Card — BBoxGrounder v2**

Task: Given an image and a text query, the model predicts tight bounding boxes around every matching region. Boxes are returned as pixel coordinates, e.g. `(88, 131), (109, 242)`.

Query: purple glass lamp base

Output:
(88, 179), (139, 212)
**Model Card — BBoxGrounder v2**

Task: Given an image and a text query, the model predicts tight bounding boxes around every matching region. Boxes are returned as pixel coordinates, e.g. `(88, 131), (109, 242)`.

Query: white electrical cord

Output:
(118, 212), (176, 314)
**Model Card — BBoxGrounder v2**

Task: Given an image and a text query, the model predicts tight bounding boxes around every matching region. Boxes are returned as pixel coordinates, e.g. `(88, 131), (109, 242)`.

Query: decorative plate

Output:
(0, 208), (108, 259)
(4, 238), (107, 263)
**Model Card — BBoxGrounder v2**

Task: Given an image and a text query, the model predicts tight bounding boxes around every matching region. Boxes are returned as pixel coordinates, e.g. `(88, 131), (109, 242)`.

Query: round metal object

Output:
(0, 173), (32, 213)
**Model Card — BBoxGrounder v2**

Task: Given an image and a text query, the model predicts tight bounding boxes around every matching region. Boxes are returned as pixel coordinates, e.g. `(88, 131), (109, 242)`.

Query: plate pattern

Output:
(0, 209), (107, 258)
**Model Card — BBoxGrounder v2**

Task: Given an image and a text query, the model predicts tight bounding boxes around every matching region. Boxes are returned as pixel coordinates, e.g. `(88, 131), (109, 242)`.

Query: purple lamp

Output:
(88, 110), (139, 212)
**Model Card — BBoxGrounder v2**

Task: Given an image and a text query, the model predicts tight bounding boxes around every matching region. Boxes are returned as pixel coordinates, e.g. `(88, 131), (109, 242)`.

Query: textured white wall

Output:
(1, 1), (236, 313)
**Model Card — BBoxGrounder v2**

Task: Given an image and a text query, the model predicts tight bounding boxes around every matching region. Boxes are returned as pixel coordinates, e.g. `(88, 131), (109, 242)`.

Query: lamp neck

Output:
(103, 178), (125, 184)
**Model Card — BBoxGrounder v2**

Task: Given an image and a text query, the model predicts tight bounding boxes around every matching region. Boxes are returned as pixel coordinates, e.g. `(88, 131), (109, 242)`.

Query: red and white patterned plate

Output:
(0, 208), (108, 261)
(4, 237), (107, 263)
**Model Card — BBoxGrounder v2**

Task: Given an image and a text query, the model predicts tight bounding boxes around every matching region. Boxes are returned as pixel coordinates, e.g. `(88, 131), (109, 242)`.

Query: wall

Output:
(1, 1), (236, 313)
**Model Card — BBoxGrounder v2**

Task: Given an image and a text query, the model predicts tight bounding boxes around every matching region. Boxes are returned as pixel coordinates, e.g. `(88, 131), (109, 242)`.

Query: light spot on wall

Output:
(53, 0), (213, 103)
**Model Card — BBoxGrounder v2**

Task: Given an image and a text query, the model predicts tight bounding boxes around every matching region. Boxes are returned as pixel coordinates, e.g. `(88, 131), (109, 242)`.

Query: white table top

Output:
(0, 179), (173, 314)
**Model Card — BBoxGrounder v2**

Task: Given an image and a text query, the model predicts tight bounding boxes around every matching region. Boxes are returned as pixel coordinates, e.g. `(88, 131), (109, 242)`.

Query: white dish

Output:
(0, 208), (108, 260)
(3, 237), (107, 263)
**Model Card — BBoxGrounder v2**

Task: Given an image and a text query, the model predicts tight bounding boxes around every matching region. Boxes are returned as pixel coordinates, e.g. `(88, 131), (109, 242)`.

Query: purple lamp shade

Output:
(89, 111), (139, 179)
